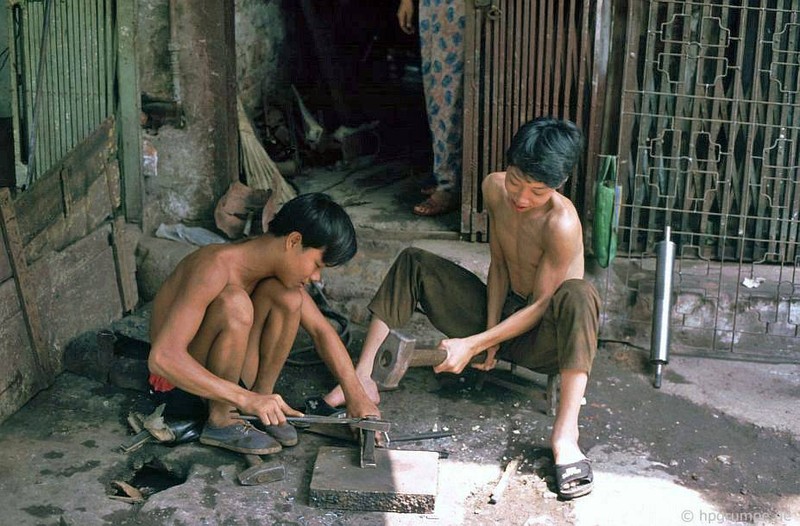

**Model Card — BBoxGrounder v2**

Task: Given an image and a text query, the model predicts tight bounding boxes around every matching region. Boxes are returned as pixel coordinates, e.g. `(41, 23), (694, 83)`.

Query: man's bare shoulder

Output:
(540, 194), (582, 241)
(482, 172), (507, 205)
(173, 244), (232, 283)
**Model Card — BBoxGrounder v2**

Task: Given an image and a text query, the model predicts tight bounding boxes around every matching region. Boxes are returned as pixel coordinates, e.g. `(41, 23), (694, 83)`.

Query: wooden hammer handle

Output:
(409, 347), (495, 369)
(408, 348), (448, 367)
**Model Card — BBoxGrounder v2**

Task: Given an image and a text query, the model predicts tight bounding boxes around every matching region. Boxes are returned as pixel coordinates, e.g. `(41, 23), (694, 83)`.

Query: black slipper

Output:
(554, 458), (594, 499)
(303, 396), (345, 417)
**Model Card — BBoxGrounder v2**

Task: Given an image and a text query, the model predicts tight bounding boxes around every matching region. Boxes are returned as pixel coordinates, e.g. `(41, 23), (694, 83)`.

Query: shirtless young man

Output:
(148, 193), (379, 455)
(319, 118), (599, 499)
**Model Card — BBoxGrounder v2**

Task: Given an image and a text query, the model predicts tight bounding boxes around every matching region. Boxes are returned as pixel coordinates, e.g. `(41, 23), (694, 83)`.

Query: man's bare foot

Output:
(323, 386), (346, 409)
(551, 438), (586, 466)
(552, 438), (593, 498)
(207, 407), (242, 428)
(324, 374), (380, 409)
(357, 373), (380, 405)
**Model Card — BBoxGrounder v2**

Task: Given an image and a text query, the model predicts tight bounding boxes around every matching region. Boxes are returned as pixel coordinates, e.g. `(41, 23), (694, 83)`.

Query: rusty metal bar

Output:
(490, 4), (502, 174)
(462, 1), (479, 238)
(503, 0), (514, 150)
(519, 0), (531, 132)
(552, 0), (565, 116)
(461, 0), (609, 236)
(511, 0), (522, 136)
(534, 0), (545, 116)
(585, 0), (610, 217)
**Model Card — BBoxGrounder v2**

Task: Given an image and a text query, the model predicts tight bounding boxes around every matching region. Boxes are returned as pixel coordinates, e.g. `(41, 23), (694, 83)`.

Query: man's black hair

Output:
(506, 117), (585, 189)
(267, 193), (357, 267)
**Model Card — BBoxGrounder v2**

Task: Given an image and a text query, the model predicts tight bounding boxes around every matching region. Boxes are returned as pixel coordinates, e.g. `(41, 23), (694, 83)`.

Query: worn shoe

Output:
(199, 421), (282, 455)
(254, 422), (299, 447)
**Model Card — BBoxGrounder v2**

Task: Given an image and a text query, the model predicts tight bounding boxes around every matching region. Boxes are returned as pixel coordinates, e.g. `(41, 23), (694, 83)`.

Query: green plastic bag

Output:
(593, 155), (622, 268)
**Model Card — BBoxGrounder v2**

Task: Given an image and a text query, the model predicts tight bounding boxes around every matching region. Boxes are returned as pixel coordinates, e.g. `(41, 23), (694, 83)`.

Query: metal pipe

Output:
(650, 226), (676, 388)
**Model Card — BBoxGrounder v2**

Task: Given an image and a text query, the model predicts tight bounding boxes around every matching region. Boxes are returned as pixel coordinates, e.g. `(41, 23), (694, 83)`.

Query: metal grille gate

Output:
(461, 0), (610, 240)
(615, 0), (800, 360)
(9, 0), (115, 186)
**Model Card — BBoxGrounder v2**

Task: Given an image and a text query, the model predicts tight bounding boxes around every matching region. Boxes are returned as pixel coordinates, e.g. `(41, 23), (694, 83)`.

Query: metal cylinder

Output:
(650, 226), (676, 388)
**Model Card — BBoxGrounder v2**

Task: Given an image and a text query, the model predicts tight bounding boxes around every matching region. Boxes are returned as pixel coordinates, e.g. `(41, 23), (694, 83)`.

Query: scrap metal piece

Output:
(238, 455), (285, 486)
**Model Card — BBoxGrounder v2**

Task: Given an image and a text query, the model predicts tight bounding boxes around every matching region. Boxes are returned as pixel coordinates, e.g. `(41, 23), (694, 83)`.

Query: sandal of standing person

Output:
(413, 189), (458, 216)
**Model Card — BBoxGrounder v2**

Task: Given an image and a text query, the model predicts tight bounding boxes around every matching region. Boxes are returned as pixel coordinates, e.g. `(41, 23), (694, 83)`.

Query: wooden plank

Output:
(30, 224), (122, 350)
(0, 188), (53, 385)
(22, 159), (119, 264)
(111, 217), (139, 313)
(116, 0), (144, 223)
(0, 278), (22, 324)
(14, 117), (116, 248)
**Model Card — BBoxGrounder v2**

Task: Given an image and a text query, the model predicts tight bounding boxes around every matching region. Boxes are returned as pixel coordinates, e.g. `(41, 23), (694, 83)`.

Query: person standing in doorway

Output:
(397, 0), (466, 216)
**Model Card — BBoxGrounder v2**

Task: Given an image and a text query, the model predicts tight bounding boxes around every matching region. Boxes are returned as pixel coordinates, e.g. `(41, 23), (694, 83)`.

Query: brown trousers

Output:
(368, 248), (600, 375)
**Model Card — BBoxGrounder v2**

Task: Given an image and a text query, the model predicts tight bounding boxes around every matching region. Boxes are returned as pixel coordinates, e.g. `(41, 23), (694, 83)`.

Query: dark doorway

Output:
(279, 1), (460, 237)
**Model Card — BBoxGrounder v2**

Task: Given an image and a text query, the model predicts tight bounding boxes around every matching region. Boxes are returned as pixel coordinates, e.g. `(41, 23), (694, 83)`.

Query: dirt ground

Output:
(0, 315), (798, 525)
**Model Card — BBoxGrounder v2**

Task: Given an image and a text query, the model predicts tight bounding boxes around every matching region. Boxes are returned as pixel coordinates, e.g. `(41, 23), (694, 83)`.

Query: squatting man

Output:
(147, 193), (380, 455)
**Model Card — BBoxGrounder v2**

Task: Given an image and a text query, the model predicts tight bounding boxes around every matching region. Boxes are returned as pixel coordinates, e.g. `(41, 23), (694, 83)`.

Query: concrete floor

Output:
(1, 159), (799, 525)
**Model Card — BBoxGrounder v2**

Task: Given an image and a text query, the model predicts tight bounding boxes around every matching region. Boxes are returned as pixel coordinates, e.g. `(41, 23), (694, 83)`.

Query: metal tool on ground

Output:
(235, 413), (389, 433)
(387, 430), (454, 443)
(360, 424), (377, 468)
(650, 226), (676, 388)
(372, 330), (562, 415)
(238, 454), (285, 486)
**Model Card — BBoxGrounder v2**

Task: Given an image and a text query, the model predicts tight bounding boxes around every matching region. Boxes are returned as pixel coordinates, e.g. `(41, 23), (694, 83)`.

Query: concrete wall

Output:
(235, 0), (292, 115)
(137, 0), (291, 233)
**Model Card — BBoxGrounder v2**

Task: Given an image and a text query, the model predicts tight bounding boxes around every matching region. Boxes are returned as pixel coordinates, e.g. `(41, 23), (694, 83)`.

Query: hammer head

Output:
(371, 330), (416, 390)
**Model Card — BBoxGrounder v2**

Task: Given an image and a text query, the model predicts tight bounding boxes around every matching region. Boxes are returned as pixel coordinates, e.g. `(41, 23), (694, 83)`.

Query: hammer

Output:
(371, 331), (450, 390)
(238, 454), (285, 486)
(370, 330), (543, 390)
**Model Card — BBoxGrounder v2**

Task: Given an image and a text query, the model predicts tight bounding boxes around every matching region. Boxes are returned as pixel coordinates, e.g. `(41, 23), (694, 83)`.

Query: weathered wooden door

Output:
(461, 0), (612, 240)
(0, 188), (53, 417)
(0, 0), (141, 423)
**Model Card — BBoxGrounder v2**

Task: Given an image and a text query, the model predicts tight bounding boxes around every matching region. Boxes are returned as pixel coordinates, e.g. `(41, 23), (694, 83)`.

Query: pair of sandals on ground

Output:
(302, 395), (594, 500)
